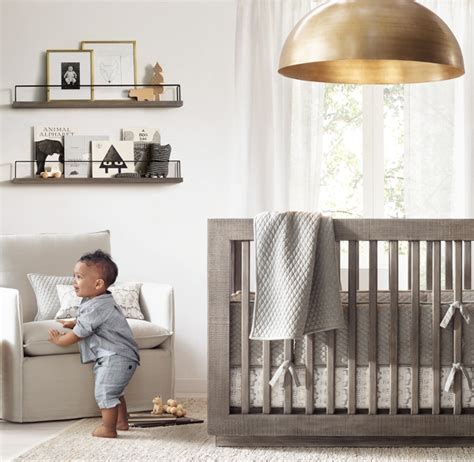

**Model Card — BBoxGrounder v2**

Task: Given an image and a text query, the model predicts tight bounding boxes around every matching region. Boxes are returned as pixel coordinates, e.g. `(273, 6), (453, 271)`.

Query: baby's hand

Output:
(48, 329), (63, 344)
(59, 319), (76, 329)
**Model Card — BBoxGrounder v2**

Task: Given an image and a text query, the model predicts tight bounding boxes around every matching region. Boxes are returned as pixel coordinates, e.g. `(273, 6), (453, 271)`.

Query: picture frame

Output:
(80, 41), (137, 100)
(46, 50), (94, 101)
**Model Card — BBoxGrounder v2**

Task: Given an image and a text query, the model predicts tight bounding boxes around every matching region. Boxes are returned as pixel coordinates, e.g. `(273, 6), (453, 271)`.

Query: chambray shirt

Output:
(73, 292), (140, 365)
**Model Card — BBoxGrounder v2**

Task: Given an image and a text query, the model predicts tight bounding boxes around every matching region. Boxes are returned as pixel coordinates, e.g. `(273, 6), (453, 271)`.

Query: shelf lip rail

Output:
(13, 83), (182, 104)
(14, 159), (182, 181)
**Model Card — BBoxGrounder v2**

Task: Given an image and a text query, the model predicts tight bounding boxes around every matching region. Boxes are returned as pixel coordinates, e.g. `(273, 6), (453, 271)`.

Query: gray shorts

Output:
(93, 355), (138, 409)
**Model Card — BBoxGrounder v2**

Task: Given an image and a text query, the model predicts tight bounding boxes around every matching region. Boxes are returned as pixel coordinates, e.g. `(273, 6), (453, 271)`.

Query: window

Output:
(318, 84), (406, 219)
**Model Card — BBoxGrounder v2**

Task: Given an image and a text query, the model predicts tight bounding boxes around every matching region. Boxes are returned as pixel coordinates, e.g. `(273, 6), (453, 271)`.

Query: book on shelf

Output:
(121, 127), (161, 143)
(33, 126), (76, 175)
(64, 135), (109, 178)
(91, 141), (134, 178)
(128, 412), (176, 421)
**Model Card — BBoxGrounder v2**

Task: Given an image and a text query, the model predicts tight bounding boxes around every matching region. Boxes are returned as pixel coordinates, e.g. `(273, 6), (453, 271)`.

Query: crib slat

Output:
(348, 241), (357, 414)
(262, 341), (270, 414)
(432, 241), (441, 415)
(305, 334), (314, 414)
(426, 241), (433, 290)
(389, 241), (398, 415)
(241, 241), (250, 414)
(335, 241), (341, 277)
(327, 331), (335, 414)
(411, 241), (420, 415)
(284, 339), (292, 414)
(454, 241), (463, 415)
(368, 241), (377, 415)
(408, 243), (412, 290)
(464, 241), (471, 289)
(445, 241), (453, 290)
(232, 240), (242, 293)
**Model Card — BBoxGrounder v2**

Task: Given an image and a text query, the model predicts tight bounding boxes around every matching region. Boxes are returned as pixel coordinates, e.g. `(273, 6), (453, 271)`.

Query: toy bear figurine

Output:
(151, 395), (164, 415)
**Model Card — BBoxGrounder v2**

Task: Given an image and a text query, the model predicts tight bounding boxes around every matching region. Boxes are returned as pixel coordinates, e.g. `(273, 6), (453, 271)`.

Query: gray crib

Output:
(207, 218), (474, 446)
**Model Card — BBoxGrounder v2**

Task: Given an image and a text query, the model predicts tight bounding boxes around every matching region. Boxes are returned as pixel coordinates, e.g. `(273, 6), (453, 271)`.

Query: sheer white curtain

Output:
(405, 0), (473, 218)
(234, 0), (325, 216)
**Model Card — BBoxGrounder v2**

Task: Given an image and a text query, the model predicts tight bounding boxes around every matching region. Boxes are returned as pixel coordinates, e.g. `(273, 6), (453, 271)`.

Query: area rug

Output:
(15, 399), (473, 461)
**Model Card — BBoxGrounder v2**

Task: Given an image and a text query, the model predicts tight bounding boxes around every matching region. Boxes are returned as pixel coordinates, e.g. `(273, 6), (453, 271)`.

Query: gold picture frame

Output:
(46, 49), (94, 102)
(80, 40), (137, 100)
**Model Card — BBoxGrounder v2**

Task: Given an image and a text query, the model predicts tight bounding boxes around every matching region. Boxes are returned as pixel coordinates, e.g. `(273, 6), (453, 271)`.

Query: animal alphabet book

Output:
(33, 126), (76, 175)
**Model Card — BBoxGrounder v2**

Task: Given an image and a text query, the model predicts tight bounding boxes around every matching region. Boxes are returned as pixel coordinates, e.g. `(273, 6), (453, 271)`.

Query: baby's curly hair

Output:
(78, 249), (118, 288)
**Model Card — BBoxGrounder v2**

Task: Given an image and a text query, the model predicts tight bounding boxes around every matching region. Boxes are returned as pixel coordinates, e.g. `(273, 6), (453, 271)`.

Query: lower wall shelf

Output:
(12, 177), (183, 184)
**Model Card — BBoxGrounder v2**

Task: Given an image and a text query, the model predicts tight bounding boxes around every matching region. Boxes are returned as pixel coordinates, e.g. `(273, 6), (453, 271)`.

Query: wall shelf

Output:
(12, 83), (183, 108)
(12, 100), (183, 109)
(12, 177), (183, 184)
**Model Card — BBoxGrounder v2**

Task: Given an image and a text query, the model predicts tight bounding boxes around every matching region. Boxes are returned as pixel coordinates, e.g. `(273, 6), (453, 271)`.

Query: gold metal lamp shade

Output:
(278, 0), (465, 84)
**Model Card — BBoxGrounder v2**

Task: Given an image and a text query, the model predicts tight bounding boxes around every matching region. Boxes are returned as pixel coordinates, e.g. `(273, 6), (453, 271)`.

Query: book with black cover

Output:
(129, 417), (204, 428)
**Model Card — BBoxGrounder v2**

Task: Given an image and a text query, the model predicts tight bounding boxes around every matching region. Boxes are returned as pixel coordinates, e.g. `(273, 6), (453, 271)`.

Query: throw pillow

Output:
(110, 282), (144, 320)
(55, 284), (83, 319)
(54, 282), (145, 320)
(28, 274), (74, 321)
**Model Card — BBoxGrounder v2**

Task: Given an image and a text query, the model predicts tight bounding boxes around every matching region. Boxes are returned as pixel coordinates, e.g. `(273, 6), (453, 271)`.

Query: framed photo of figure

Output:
(46, 50), (94, 101)
(80, 41), (137, 100)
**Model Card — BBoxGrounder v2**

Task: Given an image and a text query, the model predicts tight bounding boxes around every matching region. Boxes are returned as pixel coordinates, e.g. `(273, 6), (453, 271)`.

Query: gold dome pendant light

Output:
(278, 0), (465, 84)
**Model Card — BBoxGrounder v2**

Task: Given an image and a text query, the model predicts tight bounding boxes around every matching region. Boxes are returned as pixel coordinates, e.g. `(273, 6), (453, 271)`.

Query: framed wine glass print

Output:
(80, 41), (137, 100)
(46, 50), (94, 101)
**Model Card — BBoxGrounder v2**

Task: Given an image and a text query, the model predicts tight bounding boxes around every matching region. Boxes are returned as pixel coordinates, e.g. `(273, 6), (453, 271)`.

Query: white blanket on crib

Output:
(249, 212), (346, 340)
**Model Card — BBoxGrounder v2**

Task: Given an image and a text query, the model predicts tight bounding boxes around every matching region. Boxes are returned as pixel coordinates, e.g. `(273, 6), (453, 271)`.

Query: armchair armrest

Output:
(0, 287), (24, 421)
(139, 283), (175, 334)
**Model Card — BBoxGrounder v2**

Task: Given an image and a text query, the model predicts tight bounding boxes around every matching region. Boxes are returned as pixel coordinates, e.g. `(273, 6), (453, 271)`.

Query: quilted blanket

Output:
(249, 212), (346, 341)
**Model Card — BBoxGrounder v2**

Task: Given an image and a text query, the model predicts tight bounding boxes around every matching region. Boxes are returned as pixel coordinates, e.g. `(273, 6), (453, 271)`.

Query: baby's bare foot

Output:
(92, 424), (117, 438)
(116, 421), (129, 431)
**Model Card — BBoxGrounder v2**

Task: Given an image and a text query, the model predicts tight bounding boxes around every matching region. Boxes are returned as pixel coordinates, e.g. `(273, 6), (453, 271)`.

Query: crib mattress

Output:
(230, 365), (474, 409)
(230, 290), (474, 368)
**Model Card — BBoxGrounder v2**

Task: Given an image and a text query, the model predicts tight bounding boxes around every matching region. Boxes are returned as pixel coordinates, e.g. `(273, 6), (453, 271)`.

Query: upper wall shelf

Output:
(12, 83), (183, 109)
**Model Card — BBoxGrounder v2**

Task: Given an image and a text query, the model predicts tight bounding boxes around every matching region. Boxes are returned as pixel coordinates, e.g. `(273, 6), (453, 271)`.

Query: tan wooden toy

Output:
(151, 395), (164, 415)
(128, 88), (155, 102)
(151, 62), (164, 101)
(163, 398), (187, 417)
(40, 166), (62, 179)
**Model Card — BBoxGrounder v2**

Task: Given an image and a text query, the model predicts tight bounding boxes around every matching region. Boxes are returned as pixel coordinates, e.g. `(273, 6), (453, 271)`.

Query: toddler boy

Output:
(48, 250), (140, 438)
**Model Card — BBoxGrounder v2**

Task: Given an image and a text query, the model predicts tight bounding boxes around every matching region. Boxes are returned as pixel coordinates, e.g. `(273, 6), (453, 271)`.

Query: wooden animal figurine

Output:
(151, 395), (164, 415)
(128, 88), (155, 102)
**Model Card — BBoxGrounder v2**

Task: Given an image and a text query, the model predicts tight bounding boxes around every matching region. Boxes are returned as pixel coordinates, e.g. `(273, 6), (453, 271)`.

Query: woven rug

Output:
(15, 399), (473, 461)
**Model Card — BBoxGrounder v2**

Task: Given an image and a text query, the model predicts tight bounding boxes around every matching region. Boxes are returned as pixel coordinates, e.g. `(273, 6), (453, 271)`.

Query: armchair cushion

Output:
(23, 319), (171, 356)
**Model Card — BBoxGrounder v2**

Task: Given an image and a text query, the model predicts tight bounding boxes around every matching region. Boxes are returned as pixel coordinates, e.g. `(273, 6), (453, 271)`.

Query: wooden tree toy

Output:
(151, 62), (164, 101)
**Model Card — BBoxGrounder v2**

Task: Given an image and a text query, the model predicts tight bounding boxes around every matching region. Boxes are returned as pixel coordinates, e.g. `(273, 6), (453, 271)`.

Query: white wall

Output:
(0, 0), (237, 393)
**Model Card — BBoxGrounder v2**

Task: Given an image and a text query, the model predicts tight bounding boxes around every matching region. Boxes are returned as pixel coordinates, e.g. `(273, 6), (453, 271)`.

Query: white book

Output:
(33, 126), (76, 175)
(122, 127), (161, 143)
(64, 135), (109, 178)
(91, 141), (134, 178)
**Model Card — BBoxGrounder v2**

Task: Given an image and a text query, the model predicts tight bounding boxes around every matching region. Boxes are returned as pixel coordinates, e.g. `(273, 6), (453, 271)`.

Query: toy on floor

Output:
(164, 399), (187, 418)
(150, 396), (187, 417)
(151, 395), (164, 415)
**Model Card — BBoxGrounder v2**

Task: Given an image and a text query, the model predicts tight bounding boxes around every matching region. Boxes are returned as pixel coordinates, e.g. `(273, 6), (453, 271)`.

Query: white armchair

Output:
(0, 231), (174, 422)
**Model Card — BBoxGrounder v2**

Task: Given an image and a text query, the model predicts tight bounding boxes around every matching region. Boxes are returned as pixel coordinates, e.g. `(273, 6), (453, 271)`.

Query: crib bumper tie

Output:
(444, 362), (473, 393)
(440, 301), (470, 329)
(269, 360), (301, 388)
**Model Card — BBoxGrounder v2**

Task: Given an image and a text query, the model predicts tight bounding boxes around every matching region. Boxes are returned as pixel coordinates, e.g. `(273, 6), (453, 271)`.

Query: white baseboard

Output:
(175, 378), (207, 395)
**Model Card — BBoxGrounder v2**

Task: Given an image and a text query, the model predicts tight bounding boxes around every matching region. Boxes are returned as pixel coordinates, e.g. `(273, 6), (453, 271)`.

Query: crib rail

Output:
(208, 219), (474, 444)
